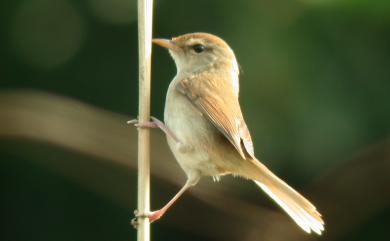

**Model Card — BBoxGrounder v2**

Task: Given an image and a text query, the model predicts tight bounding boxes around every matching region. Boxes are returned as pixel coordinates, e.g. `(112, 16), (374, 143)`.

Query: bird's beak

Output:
(152, 38), (178, 51)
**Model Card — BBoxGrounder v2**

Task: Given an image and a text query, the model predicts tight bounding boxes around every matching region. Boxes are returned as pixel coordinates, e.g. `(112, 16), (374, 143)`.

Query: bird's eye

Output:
(192, 44), (205, 53)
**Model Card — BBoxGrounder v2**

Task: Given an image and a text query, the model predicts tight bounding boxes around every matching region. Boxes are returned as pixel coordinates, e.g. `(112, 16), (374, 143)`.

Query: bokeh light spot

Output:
(9, 0), (85, 69)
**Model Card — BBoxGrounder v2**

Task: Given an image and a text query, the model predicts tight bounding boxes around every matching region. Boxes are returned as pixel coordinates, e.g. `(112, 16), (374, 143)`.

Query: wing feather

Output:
(176, 73), (255, 159)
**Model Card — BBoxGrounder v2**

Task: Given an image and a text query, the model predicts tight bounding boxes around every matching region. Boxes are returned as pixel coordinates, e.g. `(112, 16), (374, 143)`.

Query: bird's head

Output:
(153, 33), (239, 75)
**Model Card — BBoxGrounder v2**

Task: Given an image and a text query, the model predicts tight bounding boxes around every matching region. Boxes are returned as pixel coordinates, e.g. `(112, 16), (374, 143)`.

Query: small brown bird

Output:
(133, 32), (324, 234)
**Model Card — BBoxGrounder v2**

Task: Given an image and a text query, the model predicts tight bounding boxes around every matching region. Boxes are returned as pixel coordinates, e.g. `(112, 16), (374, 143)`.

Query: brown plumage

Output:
(142, 33), (324, 234)
(176, 72), (254, 160)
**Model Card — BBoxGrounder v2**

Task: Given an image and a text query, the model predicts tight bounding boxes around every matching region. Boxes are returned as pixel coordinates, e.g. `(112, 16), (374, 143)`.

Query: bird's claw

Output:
(127, 117), (182, 147)
(131, 209), (164, 229)
(127, 118), (158, 129)
(126, 119), (138, 125)
(131, 209), (151, 229)
(130, 217), (139, 229)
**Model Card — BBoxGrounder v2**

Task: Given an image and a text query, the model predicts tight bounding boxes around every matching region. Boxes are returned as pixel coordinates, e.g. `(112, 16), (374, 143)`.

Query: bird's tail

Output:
(240, 158), (324, 234)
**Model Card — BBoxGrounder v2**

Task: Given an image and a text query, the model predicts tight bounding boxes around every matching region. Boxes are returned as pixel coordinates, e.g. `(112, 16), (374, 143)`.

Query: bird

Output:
(131, 32), (324, 234)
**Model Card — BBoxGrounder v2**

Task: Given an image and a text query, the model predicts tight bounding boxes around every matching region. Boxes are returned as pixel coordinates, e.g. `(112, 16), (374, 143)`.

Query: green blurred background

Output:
(1, 0), (389, 240)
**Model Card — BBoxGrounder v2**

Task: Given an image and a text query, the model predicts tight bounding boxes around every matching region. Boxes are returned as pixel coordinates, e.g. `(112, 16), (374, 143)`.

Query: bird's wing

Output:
(176, 73), (255, 160)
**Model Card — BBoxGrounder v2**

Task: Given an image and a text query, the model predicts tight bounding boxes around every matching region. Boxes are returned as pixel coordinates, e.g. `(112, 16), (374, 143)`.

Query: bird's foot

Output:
(127, 117), (182, 145)
(127, 117), (159, 129)
(131, 209), (165, 229)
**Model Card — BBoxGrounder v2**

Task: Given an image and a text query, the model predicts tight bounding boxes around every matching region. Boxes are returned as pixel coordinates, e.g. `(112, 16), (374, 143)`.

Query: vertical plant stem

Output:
(137, 0), (153, 241)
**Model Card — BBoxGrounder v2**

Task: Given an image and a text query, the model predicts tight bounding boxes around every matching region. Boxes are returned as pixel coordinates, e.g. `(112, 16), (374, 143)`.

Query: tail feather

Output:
(241, 159), (324, 234)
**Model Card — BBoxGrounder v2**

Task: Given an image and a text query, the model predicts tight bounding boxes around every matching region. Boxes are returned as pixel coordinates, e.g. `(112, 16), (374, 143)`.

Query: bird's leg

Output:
(131, 177), (199, 228)
(127, 116), (180, 143)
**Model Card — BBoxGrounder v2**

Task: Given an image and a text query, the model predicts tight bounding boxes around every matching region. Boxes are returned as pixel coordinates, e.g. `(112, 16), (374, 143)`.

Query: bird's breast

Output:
(164, 81), (213, 150)
(163, 79), (225, 176)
